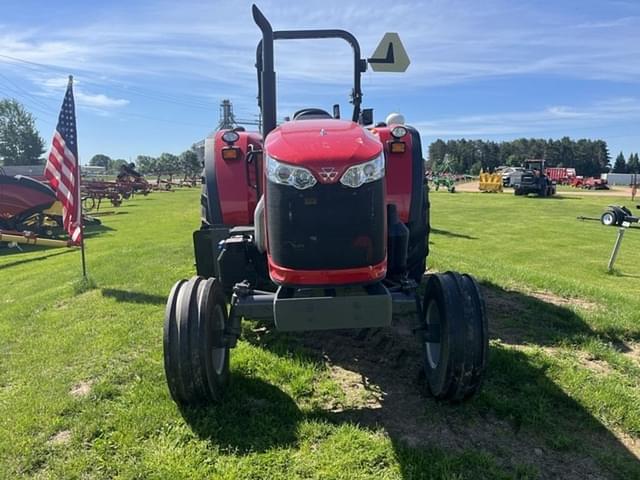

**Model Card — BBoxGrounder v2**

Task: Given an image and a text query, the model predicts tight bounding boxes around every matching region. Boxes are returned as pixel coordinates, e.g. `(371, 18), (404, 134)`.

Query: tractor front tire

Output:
(421, 272), (488, 402)
(164, 276), (230, 406)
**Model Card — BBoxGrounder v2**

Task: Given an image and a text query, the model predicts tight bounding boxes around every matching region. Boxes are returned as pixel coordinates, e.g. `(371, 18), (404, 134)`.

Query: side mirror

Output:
(333, 104), (340, 119)
(359, 108), (374, 126)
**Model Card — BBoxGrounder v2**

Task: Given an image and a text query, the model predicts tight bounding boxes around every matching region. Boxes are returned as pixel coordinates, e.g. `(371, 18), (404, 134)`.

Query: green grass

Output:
(1, 189), (639, 479)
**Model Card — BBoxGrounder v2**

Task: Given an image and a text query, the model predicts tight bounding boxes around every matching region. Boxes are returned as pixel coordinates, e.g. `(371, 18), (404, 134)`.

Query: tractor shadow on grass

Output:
(481, 281), (640, 346)
(179, 375), (302, 453)
(217, 285), (640, 479)
(430, 228), (478, 240)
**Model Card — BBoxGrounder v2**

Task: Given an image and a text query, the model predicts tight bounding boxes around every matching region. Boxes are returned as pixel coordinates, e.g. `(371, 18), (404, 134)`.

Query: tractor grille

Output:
(266, 179), (385, 271)
(520, 173), (536, 185)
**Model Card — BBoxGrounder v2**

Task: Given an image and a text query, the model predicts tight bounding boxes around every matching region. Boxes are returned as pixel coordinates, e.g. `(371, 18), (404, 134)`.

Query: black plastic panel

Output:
(266, 179), (385, 270)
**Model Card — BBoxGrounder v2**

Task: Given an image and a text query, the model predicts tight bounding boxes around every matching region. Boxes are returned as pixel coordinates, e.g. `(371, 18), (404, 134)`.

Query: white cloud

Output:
(74, 91), (129, 108)
(414, 97), (640, 137)
(30, 75), (129, 113)
(1, 0), (638, 93)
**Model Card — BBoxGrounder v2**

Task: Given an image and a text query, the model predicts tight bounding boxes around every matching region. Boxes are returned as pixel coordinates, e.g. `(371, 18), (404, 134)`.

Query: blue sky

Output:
(1, 0), (639, 163)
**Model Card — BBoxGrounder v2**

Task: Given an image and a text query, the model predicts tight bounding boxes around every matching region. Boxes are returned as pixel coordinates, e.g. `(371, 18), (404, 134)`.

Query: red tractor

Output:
(163, 5), (488, 407)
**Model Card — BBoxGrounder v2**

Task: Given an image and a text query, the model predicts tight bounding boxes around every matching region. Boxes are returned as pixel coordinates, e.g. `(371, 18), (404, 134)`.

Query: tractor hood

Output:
(264, 119), (382, 176)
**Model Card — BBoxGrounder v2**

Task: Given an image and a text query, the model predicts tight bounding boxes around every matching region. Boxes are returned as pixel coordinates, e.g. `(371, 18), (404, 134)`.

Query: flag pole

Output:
(70, 75), (87, 279)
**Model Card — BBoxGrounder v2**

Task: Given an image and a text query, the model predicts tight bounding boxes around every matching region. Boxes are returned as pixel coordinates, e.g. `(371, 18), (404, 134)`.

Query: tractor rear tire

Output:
(200, 175), (225, 227)
(421, 272), (488, 401)
(407, 187), (429, 284)
(163, 276), (230, 406)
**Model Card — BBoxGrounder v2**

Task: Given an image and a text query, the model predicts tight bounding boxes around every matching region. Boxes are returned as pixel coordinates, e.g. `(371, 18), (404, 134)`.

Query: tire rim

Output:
(212, 304), (226, 375)
(602, 212), (615, 225)
(425, 300), (441, 369)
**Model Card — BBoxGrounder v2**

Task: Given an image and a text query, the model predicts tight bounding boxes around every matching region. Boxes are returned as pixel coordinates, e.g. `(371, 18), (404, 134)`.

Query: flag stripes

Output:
(44, 79), (82, 245)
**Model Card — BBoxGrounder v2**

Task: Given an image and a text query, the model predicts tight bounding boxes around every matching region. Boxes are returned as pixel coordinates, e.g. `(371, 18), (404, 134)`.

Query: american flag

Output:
(45, 77), (82, 245)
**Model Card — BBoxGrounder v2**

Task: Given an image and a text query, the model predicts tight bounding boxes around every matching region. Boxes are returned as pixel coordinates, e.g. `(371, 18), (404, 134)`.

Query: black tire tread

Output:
(422, 271), (488, 402)
(163, 276), (230, 407)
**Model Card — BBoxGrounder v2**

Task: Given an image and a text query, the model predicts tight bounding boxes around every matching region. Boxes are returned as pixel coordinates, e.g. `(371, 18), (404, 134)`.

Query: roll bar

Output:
(252, 4), (367, 137)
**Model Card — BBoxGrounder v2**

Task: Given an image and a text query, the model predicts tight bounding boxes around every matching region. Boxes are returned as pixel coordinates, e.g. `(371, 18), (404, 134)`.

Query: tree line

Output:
(89, 151), (201, 181)
(3, 98), (635, 179)
(611, 152), (640, 174)
(428, 137), (611, 176)
(0, 98), (201, 180)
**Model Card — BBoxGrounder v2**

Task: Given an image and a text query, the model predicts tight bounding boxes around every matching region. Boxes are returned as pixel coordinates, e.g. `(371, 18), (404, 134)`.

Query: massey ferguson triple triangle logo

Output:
(318, 167), (338, 183)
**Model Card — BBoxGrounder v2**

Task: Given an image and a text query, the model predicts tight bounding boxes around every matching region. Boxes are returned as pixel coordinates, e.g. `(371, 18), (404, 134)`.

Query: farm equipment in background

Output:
(81, 181), (125, 211)
(81, 164), (152, 211)
(0, 173), (64, 236)
(0, 229), (74, 249)
(116, 163), (152, 196)
(501, 167), (523, 187)
(0, 172), (99, 248)
(511, 159), (556, 197)
(571, 176), (609, 190)
(577, 204), (639, 273)
(545, 167), (576, 185)
(479, 171), (503, 192)
(600, 205), (640, 227)
(163, 5), (488, 408)
(429, 156), (457, 192)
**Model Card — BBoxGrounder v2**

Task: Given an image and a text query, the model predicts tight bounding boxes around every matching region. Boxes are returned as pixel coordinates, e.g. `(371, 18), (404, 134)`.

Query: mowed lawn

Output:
(1, 188), (639, 479)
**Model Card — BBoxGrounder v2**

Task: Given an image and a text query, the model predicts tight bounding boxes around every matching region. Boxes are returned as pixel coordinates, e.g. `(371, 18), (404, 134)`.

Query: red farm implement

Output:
(81, 164), (151, 211)
(0, 171), (98, 247)
(545, 167), (576, 185)
(571, 176), (609, 190)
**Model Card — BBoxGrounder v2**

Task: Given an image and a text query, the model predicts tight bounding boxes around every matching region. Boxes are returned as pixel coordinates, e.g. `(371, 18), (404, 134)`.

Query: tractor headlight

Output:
(390, 126), (408, 139)
(340, 153), (385, 188)
(222, 130), (240, 144)
(266, 155), (317, 190)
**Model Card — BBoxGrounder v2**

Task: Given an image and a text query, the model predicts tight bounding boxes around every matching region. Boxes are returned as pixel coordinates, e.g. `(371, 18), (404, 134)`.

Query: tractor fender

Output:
(203, 134), (225, 225)
(254, 195), (266, 253)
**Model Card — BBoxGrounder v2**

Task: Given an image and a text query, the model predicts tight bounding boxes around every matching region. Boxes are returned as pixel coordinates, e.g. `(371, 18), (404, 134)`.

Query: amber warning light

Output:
(222, 147), (241, 160)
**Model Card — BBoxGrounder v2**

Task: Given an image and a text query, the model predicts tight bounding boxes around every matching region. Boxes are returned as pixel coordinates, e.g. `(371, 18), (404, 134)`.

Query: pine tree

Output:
(612, 152), (627, 173)
(628, 153), (640, 174)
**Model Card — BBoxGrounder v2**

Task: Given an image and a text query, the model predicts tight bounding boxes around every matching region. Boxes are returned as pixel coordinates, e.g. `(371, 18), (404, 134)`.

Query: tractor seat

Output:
(292, 108), (332, 120)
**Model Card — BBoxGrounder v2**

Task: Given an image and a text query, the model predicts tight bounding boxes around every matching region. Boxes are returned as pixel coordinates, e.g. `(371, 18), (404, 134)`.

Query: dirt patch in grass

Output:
(623, 342), (640, 365)
(69, 380), (93, 398)
(325, 365), (383, 413)
(285, 323), (620, 480)
(483, 285), (598, 320)
(528, 290), (599, 312)
(577, 352), (614, 376)
(48, 430), (71, 446)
